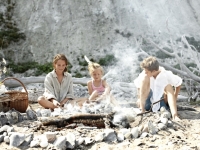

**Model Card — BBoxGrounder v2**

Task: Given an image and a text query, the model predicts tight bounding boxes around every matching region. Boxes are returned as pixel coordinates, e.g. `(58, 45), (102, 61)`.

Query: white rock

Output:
(160, 117), (168, 125)
(131, 127), (139, 138)
(76, 137), (84, 145)
(4, 136), (9, 143)
(148, 120), (157, 134)
(157, 123), (167, 130)
(30, 140), (40, 147)
(66, 132), (76, 147)
(95, 132), (104, 142)
(117, 132), (124, 141)
(40, 140), (48, 148)
(84, 137), (93, 145)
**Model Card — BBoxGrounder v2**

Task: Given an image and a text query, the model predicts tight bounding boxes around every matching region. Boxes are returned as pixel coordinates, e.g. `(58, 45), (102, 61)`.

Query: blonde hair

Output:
(88, 62), (104, 75)
(140, 56), (159, 71)
(53, 54), (68, 72)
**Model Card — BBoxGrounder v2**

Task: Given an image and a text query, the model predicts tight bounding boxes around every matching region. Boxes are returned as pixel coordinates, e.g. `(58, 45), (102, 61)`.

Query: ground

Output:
(0, 101), (200, 150)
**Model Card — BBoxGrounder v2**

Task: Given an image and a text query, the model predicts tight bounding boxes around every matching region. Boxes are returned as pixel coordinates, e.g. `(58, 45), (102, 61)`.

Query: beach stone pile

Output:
(0, 100), (183, 150)
(0, 82), (189, 149)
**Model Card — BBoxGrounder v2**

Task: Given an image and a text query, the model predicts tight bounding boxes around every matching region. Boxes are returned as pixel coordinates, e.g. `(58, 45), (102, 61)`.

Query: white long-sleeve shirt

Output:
(43, 70), (74, 102)
(134, 67), (182, 112)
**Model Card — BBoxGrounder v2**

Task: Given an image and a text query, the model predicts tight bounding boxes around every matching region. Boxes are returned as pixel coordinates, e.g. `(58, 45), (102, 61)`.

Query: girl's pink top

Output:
(92, 80), (105, 95)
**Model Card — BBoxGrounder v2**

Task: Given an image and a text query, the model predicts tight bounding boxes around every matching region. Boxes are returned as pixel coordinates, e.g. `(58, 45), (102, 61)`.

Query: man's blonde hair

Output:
(140, 56), (159, 71)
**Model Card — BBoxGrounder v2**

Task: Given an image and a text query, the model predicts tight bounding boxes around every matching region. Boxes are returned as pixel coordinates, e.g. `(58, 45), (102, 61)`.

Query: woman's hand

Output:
(52, 99), (61, 107)
(60, 98), (69, 107)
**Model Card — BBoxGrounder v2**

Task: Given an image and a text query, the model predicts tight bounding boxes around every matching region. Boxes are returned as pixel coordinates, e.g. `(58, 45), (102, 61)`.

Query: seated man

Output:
(134, 56), (182, 120)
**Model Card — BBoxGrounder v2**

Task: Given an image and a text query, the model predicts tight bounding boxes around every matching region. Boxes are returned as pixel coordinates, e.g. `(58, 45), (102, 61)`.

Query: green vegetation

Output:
(98, 54), (117, 66)
(185, 36), (200, 52)
(7, 61), (53, 76)
(0, 1), (26, 48)
(155, 47), (174, 59)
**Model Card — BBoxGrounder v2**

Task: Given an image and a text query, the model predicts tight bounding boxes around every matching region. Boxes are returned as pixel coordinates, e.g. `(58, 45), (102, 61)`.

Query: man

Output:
(134, 56), (182, 120)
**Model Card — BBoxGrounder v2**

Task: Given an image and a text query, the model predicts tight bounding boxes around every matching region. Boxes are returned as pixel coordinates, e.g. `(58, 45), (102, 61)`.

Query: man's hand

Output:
(136, 99), (140, 108)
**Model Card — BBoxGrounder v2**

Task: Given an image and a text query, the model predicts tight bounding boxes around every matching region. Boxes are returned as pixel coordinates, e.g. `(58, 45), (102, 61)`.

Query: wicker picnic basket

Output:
(0, 77), (28, 113)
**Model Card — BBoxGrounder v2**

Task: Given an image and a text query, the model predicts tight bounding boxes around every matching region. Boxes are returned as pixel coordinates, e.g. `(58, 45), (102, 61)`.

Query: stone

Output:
(45, 132), (57, 143)
(131, 127), (139, 138)
(103, 129), (117, 142)
(9, 132), (26, 147)
(53, 136), (66, 150)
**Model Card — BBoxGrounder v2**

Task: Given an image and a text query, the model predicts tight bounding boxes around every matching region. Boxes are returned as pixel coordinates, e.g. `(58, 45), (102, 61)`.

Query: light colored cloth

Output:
(134, 67), (182, 112)
(92, 79), (105, 95)
(43, 70), (74, 102)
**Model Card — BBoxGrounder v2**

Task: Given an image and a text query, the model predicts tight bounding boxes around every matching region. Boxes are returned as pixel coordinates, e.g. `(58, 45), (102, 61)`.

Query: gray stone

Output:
(53, 136), (66, 150)
(9, 132), (25, 147)
(103, 129), (117, 142)
(158, 123), (167, 130)
(26, 109), (37, 120)
(0, 112), (8, 126)
(21, 133), (33, 146)
(0, 135), (4, 143)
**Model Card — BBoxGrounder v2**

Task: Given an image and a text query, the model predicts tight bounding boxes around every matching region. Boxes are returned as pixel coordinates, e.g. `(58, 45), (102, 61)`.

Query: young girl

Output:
(37, 54), (75, 110)
(85, 56), (117, 104)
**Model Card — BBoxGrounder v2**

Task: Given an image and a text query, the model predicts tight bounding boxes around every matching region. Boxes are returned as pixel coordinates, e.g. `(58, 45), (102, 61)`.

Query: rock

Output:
(116, 132), (124, 142)
(84, 137), (93, 145)
(4, 136), (10, 144)
(40, 109), (51, 117)
(0, 125), (11, 133)
(95, 132), (104, 142)
(53, 136), (66, 150)
(160, 117), (168, 125)
(140, 132), (149, 138)
(66, 132), (76, 149)
(0, 135), (4, 143)
(7, 127), (14, 133)
(76, 137), (84, 145)
(157, 123), (167, 130)
(103, 129), (117, 142)
(0, 112), (8, 126)
(45, 132), (57, 143)
(30, 140), (40, 148)
(21, 133), (33, 146)
(131, 127), (139, 138)
(9, 132), (26, 147)
(148, 120), (157, 135)
(40, 140), (49, 148)
(26, 109), (37, 120)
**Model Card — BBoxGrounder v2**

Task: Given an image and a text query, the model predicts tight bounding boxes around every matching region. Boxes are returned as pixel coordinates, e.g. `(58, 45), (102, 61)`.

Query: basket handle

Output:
(1, 77), (28, 94)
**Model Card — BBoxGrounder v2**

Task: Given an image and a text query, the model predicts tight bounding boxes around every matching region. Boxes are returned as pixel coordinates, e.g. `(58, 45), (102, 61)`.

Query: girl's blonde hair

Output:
(53, 54), (68, 72)
(88, 62), (104, 75)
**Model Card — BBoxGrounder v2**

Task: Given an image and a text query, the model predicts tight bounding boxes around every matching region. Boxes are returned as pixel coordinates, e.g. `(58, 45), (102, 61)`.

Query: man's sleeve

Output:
(168, 71), (182, 87)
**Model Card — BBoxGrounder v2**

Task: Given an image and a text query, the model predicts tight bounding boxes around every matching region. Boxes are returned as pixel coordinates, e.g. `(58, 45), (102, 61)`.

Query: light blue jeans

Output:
(145, 90), (169, 111)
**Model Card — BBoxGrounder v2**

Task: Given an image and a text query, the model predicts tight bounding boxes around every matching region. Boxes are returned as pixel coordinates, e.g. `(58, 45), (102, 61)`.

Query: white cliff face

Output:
(1, 0), (200, 78)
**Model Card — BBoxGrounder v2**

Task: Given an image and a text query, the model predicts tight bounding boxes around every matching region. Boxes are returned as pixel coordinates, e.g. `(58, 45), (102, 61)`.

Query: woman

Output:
(37, 54), (74, 110)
